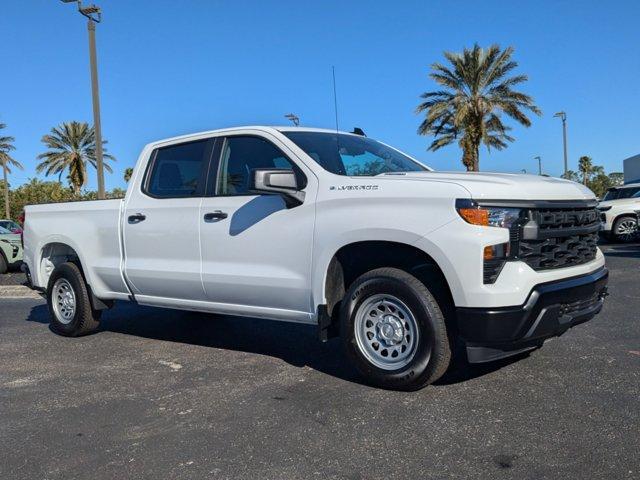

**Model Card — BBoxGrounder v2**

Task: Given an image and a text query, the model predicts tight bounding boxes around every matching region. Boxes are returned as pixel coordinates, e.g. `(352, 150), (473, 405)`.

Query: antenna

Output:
(284, 113), (300, 126)
(332, 66), (339, 133)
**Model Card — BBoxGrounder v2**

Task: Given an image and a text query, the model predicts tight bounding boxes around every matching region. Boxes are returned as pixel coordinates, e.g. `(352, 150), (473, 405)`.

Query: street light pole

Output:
(87, 18), (105, 199)
(554, 111), (568, 176)
(534, 156), (542, 175)
(61, 0), (105, 199)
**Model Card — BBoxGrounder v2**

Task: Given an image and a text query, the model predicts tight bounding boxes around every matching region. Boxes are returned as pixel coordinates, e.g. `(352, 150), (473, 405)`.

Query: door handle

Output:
(204, 211), (228, 222)
(128, 213), (146, 224)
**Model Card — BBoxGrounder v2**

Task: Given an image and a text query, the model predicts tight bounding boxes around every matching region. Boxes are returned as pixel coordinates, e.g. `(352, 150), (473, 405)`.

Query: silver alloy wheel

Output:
(52, 278), (76, 325)
(615, 218), (639, 242)
(354, 294), (420, 370)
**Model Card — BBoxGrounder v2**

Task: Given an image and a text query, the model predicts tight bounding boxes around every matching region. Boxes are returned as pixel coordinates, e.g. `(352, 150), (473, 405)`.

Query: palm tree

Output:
(578, 156), (593, 185)
(36, 121), (115, 193)
(416, 44), (541, 171)
(123, 167), (133, 183)
(0, 123), (23, 219)
(561, 170), (580, 183)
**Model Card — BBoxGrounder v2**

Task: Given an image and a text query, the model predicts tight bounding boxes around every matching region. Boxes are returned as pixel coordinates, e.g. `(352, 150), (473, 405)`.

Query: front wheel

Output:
(340, 268), (451, 391)
(47, 262), (101, 337)
(613, 215), (639, 243)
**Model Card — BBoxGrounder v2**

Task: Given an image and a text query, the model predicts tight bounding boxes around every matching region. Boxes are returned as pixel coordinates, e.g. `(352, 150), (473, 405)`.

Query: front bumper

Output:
(457, 267), (609, 363)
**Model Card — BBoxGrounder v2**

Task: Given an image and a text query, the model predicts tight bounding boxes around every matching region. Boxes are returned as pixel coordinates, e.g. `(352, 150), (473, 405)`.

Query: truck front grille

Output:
(518, 232), (598, 270)
(515, 205), (600, 271)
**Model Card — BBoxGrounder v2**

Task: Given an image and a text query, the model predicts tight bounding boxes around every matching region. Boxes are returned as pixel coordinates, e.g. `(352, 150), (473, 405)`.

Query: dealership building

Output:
(624, 154), (640, 184)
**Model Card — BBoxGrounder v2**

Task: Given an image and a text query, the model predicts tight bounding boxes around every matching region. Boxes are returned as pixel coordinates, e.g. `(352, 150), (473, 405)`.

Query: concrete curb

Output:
(0, 286), (43, 299)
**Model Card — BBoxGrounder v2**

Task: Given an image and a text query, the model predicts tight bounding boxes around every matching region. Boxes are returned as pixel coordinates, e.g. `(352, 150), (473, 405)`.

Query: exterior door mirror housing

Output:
(251, 169), (305, 207)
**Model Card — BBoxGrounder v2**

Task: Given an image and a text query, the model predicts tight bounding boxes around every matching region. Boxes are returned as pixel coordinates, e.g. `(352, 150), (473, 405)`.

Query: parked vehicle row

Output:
(0, 219), (22, 234)
(22, 127), (609, 390)
(0, 225), (23, 274)
(598, 183), (640, 242)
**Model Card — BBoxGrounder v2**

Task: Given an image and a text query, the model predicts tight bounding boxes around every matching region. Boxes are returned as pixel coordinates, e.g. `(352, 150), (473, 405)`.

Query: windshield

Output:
(0, 226), (11, 234)
(603, 186), (640, 201)
(283, 131), (428, 176)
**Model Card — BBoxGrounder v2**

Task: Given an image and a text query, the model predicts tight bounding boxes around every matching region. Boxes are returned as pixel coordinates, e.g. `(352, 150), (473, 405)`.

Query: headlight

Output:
(455, 199), (523, 229)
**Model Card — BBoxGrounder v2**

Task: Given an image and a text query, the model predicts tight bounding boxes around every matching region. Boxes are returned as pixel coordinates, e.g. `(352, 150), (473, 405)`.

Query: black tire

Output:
(340, 267), (451, 391)
(612, 215), (639, 243)
(0, 253), (7, 275)
(46, 262), (101, 337)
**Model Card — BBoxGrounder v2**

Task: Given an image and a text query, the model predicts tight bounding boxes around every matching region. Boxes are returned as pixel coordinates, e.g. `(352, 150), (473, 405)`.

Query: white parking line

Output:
(0, 286), (43, 299)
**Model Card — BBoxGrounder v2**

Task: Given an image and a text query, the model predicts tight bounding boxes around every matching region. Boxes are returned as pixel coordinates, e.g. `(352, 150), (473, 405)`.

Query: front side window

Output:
(145, 140), (209, 198)
(216, 136), (297, 195)
(283, 131), (428, 176)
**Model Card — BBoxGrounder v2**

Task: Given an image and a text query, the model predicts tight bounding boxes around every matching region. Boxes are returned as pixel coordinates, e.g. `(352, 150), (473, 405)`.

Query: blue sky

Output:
(1, 0), (639, 191)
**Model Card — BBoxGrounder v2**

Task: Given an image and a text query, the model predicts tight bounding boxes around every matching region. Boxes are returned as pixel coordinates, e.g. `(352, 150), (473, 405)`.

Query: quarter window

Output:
(145, 140), (209, 198)
(216, 136), (298, 195)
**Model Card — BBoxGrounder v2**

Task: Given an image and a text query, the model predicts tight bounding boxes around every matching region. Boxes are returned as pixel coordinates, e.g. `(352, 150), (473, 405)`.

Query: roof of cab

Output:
(145, 126), (360, 149)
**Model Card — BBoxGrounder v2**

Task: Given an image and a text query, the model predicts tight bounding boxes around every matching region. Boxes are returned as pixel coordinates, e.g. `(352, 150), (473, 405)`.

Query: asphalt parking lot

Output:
(1, 244), (639, 480)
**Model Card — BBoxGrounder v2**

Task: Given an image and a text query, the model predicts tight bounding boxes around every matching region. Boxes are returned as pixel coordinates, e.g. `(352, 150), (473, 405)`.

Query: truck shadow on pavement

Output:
(26, 302), (526, 388)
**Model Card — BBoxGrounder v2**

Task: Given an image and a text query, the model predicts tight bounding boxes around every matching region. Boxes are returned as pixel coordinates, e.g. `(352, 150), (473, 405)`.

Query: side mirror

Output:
(250, 169), (305, 207)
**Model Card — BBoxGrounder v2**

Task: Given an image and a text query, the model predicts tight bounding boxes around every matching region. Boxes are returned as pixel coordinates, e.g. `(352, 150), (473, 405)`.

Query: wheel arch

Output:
(38, 240), (113, 310)
(38, 241), (87, 289)
(319, 240), (456, 328)
(611, 212), (639, 238)
(612, 212), (638, 226)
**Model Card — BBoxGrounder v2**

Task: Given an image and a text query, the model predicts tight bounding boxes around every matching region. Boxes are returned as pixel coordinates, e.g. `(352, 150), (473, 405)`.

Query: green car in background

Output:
(0, 225), (23, 274)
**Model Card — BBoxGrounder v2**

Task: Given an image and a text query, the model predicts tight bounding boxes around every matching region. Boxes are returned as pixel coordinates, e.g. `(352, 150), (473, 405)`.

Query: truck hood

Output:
(383, 171), (596, 201)
(598, 198), (640, 208)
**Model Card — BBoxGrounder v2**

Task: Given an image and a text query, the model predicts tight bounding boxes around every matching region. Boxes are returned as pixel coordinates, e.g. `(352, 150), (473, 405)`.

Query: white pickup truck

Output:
(23, 126), (609, 390)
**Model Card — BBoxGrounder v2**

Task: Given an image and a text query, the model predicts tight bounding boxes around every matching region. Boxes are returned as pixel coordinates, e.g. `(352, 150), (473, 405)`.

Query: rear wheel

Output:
(613, 215), (639, 243)
(340, 268), (451, 391)
(47, 262), (101, 336)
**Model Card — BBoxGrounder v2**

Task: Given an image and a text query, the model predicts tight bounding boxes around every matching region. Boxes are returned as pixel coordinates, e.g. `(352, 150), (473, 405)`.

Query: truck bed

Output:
(23, 199), (129, 298)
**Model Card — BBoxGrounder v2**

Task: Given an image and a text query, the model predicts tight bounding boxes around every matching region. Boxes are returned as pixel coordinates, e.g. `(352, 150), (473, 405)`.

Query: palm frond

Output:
(417, 44), (541, 170)
(36, 121), (117, 191)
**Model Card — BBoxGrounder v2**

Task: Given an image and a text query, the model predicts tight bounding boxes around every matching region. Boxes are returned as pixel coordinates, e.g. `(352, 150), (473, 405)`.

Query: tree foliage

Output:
(0, 123), (22, 175)
(608, 172), (624, 186)
(36, 121), (115, 193)
(124, 167), (134, 183)
(0, 123), (23, 218)
(578, 155), (593, 185)
(562, 161), (621, 198)
(416, 44), (541, 171)
(0, 178), (125, 222)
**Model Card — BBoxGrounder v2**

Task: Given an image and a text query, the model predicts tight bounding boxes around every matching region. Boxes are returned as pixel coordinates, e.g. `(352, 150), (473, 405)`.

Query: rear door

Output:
(198, 133), (317, 320)
(123, 138), (214, 301)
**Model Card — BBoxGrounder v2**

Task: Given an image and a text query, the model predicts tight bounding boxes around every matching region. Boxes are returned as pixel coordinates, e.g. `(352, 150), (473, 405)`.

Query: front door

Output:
(199, 134), (316, 321)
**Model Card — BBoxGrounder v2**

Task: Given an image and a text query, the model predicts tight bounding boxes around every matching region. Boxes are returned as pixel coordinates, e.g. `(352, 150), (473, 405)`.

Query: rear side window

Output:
(216, 136), (299, 196)
(144, 140), (209, 198)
